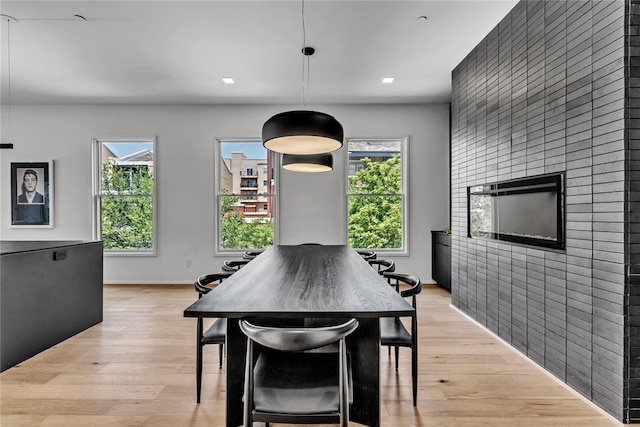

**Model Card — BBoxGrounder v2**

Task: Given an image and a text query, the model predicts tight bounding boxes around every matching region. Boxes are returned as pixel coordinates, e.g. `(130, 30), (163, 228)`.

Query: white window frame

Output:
(214, 138), (279, 255)
(346, 137), (409, 256)
(92, 137), (157, 256)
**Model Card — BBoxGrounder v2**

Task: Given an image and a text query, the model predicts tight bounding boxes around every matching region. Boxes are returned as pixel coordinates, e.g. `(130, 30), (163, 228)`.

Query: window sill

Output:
(103, 250), (156, 257)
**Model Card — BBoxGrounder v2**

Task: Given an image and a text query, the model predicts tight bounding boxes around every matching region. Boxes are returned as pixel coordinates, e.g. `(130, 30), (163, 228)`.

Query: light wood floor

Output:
(0, 284), (622, 427)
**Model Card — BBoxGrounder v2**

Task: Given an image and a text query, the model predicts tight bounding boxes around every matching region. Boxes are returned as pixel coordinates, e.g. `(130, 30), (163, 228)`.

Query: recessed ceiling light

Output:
(382, 77), (394, 84)
(222, 77), (235, 84)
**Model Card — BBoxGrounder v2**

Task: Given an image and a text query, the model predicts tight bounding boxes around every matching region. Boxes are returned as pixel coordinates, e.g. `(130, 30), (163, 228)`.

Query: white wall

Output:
(0, 103), (449, 283)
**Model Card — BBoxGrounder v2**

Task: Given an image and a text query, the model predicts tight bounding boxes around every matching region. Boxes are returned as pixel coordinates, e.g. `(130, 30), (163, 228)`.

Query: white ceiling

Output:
(0, 0), (517, 105)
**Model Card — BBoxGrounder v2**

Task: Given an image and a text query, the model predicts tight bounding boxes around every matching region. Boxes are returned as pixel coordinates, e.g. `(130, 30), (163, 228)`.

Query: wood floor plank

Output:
(39, 415), (148, 427)
(1, 384), (165, 400)
(0, 283), (622, 427)
(0, 415), (48, 426)
(0, 399), (119, 416)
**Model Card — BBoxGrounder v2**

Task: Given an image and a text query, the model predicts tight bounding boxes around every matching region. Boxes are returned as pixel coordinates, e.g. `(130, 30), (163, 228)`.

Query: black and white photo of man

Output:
(10, 162), (52, 227)
(17, 168), (45, 205)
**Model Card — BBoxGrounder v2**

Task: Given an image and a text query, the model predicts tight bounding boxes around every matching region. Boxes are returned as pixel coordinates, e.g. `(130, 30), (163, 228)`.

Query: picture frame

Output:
(10, 161), (54, 228)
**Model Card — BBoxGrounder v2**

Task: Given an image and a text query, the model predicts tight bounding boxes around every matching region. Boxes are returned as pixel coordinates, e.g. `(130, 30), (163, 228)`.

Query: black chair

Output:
(194, 272), (233, 403)
(368, 258), (395, 275)
(239, 318), (359, 427)
(380, 272), (421, 406)
(242, 249), (265, 260)
(222, 259), (250, 272)
(356, 249), (377, 260)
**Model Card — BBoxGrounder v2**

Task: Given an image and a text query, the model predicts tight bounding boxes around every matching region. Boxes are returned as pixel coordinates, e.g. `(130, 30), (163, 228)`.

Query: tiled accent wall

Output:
(451, 0), (629, 420)
(627, 1), (640, 421)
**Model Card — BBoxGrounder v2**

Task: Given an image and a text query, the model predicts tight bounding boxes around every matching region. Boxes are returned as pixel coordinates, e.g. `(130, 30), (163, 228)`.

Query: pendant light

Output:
(282, 153), (333, 173)
(263, 110), (343, 155)
(0, 14), (17, 149)
(262, 1), (343, 156)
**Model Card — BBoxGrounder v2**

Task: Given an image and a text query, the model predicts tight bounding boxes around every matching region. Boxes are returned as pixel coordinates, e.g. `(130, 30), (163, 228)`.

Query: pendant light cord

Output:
(305, 48), (310, 108)
(6, 17), (11, 143)
(300, 0), (310, 109)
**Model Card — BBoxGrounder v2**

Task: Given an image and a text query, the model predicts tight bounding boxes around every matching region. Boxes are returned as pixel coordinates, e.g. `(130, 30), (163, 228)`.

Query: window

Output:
(93, 138), (156, 255)
(347, 138), (407, 252)
(216, 140), (276, 252)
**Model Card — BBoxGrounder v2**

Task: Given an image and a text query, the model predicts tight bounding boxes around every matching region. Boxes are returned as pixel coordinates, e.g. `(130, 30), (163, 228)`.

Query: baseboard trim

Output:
(103, 280), (192, 285)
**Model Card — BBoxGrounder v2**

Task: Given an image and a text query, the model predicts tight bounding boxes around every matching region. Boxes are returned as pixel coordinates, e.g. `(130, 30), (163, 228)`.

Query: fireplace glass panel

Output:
(497, 191), (557, 241)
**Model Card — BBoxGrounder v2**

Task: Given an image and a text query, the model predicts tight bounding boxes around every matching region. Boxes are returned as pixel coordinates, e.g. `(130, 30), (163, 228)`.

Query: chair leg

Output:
(412, 344), (418, 407)
(243, 340), (254, 427)
(196, 319), (203, 404)
(394, 346), (399, 371)
(218, 343), (224, 369)
(412, 310), (419, 406)
(339, 339), (349, 427)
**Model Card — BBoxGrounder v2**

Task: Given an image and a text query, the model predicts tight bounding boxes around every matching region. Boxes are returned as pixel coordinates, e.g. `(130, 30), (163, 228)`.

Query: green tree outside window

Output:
(348, 155), (403, 249)
(100, 162), (154, 250)
(219, 189), (273, 250)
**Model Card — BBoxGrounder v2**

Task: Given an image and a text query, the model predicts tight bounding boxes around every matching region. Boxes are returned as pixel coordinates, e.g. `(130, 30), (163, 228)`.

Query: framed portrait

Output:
(10, 161), (54, 228)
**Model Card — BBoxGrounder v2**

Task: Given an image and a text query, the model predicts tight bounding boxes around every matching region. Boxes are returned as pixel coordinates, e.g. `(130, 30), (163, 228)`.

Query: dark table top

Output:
(184, 245), (414, 319)
(0, 240), (94, 255)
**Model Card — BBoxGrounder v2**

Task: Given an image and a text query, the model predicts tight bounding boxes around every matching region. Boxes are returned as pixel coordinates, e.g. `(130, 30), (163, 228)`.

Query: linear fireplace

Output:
(467, 173), (565, 250)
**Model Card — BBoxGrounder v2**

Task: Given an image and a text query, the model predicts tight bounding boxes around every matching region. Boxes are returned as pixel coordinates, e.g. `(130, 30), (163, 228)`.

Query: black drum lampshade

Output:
(282, 153), (333, 173)
(262, 110), (343, 155)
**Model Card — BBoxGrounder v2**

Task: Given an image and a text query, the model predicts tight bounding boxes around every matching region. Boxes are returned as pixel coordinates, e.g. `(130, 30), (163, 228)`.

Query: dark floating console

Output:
(0, 240), (103, 372)
(431, 231), (451, 292)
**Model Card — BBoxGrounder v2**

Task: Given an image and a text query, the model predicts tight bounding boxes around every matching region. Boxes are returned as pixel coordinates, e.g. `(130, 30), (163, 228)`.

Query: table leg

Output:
(349, 317), (380, 427)
(225, 319), (245, 427)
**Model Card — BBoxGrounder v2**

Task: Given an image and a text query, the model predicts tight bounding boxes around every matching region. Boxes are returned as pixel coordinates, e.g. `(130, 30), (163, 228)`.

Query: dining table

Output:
(183, 244), (414, 427)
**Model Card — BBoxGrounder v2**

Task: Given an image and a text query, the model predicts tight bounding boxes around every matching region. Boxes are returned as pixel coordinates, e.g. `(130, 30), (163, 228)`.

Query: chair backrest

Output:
(194, 272), (233, 297)
(368, 258), (395, 275)
(222, 259), (250, 272)
(383, 272), (421, 305)
(239, 318), (359, 352)
(242, 249), (265, 260)
(356, 250), (377, 260)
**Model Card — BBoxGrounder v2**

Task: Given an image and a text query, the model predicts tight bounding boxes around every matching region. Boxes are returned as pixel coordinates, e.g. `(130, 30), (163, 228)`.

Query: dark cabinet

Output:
(1, 241), (103, 372)
(431, 231), (451, 291)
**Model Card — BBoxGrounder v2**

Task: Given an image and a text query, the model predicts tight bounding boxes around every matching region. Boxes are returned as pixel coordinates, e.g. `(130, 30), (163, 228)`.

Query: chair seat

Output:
(253, 350), (342, 415)
(380, 317), (412, 347)
(202, 318), (226, 344)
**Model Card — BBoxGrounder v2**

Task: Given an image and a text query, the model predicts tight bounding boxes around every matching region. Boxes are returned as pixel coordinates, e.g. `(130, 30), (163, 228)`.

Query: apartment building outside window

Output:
(216, 139), (276, 252)
(347, 138), (408, 253)
(93, 138), (156, 255)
